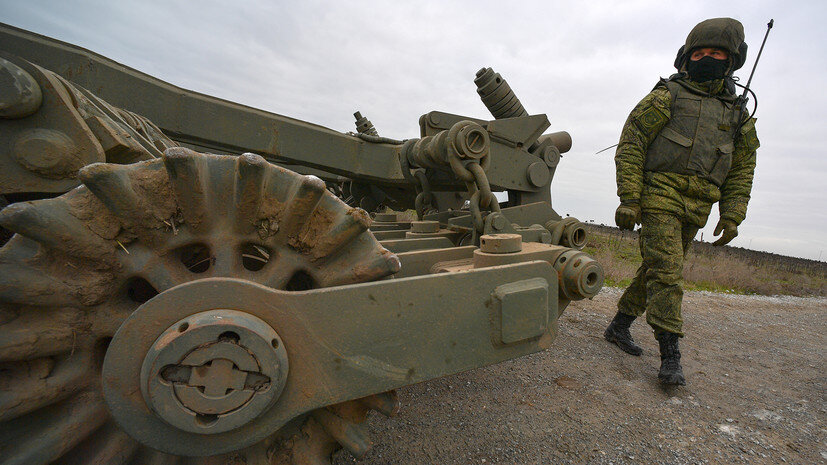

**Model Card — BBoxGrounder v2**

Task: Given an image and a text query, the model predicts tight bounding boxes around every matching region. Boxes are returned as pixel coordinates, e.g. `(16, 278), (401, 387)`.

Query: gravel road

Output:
(335, 289), (826, 464)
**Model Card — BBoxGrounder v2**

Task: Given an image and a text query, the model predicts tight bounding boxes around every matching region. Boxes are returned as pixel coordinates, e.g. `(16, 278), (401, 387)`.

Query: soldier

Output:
(604, 18), (760, 385)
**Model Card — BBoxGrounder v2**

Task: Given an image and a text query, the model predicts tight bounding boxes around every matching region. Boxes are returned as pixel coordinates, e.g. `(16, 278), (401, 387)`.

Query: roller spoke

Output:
(257, 253), (303, 289)
(0, 353), (91, 421)
(129, 449), (181, 465)
(0, 261), (80, 307)
(60, 424), (139, 465)
(0, 308), (84, 362)
(210, 242), (240, 277)
(292, 196), (371, 260)
(0, 391), (107, 465)
(77, 163), (148, 229)
(122, 248), (187, 293)
(163, 148), (211, 232)
(0, 199), (115, 261)
(320, 241), (400, 287)
(312, 409), (372, 459)
(359, 391), (400, 417)
(280, 175), (326, 238)
(233, 153), (268, 232)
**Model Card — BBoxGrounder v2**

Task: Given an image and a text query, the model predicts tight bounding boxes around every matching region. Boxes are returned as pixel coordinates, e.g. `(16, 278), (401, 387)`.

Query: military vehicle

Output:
(0, 23), (603, 464)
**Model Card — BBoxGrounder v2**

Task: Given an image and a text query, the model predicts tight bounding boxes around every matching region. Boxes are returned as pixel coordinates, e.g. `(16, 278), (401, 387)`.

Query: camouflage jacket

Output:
(615, 77), (759, 227)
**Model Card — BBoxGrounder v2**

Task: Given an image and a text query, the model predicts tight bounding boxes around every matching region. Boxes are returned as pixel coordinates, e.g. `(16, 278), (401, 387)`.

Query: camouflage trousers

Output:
(617, 212), (700, 337)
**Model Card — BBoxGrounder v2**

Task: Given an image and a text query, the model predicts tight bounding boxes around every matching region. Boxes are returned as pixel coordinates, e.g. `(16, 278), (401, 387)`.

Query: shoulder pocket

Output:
(660, 127), (692, 147)
(673, 95), (702, 118)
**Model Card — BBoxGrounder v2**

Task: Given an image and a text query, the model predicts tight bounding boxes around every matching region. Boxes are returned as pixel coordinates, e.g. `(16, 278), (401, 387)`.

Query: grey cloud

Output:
(1, 0), (825, 260)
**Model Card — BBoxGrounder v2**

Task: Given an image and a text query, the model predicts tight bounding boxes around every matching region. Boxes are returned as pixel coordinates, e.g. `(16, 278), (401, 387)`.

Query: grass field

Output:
(583, 224), (827, 297)
(385, 209), (825, 297)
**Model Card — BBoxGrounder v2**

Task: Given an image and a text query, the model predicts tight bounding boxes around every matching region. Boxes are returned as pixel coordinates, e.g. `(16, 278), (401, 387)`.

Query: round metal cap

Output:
(374, 212), (398, 222)
(456, 125), (488, 158)
(542, 145), (560, 168)
(13, 129), (83, 177)
(491, 214), (509, 231)
(140, 310), (288, 434)
(411, 220), (440, 233)
(479, 234), (522, 254)
(526, 162), (550, 187)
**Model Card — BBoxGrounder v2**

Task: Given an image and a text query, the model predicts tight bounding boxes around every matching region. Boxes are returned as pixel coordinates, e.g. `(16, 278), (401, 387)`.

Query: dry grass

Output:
(584, 225), (827, 297)
(378, 210), (825, 297)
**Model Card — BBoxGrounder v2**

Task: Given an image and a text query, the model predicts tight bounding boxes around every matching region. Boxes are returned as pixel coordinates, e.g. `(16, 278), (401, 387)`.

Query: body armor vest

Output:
(645, 78), (737, 187)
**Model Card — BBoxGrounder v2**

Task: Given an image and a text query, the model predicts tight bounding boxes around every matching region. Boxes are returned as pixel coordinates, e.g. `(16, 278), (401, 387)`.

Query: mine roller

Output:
(0, 23), (603, 464)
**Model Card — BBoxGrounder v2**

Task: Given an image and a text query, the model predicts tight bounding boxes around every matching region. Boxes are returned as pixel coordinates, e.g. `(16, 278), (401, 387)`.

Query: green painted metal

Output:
(494, 278), (551, 344)
(380, 237), (455, 253)
(105, 265), (558, 455)
(0, 22), (606, 463)
(0, 22), (574, 211)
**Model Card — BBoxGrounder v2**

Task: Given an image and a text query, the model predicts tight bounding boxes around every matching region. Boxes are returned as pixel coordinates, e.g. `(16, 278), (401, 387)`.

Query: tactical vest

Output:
(645, 78), (737, 187)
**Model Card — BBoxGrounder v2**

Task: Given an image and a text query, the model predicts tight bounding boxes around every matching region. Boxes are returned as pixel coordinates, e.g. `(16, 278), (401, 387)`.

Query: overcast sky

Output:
(2, 0), (825, 261)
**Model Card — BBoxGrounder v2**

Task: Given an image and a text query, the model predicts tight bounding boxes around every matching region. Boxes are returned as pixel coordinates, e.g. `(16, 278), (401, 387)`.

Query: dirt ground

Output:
(335, 288), (826, 465)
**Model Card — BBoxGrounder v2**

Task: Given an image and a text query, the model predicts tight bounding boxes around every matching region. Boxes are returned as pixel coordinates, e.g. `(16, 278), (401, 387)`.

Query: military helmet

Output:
(673, 18), (748, 72)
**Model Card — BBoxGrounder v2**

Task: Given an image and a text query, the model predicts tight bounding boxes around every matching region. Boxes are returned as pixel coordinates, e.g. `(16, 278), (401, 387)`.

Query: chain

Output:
(400, 120), (496, 229)
(463, 160), (499, 233)
(400, 147), (437, 220)
(413, 170), (436, 220)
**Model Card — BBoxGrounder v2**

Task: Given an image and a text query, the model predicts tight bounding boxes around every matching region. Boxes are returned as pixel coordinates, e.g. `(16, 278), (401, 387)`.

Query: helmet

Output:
(673, 18), (748, 72)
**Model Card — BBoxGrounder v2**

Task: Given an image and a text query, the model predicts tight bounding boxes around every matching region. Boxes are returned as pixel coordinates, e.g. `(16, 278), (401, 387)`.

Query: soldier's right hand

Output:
(615, 202), (641, 231)
(712, 219), (738, 246)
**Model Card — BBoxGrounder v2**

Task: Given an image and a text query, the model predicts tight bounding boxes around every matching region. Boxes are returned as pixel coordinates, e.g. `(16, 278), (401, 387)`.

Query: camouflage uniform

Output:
(614, 77), (760, 336)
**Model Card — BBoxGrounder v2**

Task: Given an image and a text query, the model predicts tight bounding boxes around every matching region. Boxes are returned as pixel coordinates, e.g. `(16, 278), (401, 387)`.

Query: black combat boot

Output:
(657, 332), (686, 385)
(604, 311), (642, 356)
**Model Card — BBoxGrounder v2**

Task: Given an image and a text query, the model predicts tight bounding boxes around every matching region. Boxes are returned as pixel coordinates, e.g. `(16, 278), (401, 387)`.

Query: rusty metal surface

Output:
(138, 310), (288, 435)
(0, 23), (606, 464)
(0, 150), (400, 463)
(0, 147), (599, 461)
(104, 261), (559, 456)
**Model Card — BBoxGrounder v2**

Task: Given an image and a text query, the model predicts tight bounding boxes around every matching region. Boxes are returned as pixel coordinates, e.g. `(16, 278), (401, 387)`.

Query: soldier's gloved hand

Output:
(615, 202), (641, 231)
(712, 219), (738, 246)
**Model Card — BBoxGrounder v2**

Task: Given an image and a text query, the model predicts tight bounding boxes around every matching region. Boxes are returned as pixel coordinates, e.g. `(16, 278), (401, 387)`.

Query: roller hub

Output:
(138, 310), (288, 434)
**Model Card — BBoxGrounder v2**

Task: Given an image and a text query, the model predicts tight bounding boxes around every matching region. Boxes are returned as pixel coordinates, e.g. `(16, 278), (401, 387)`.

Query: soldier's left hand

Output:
(614, 202), (641, 231)
(712, 219), (738, 246)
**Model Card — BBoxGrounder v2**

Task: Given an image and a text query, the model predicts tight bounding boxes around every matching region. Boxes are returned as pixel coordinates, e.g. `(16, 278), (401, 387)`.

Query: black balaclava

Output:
(686, 55), (729, 82)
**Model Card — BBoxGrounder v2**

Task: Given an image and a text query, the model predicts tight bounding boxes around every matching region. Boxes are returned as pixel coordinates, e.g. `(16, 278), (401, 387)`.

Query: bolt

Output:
(464, 128), (487, 154)
(453, 122), (488, 159)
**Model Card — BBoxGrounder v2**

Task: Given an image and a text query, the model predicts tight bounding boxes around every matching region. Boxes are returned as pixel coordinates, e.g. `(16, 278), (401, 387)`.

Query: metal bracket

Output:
(492, 278), (550, 344)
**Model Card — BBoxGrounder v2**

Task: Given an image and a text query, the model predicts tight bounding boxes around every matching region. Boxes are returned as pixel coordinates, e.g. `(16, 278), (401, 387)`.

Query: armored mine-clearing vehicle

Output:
(0, 23), (603, 464)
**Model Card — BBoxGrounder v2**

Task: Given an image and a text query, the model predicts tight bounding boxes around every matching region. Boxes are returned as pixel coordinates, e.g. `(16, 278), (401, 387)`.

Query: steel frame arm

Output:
(0, 23), (553, 195)
(103, 262), (558, 455)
